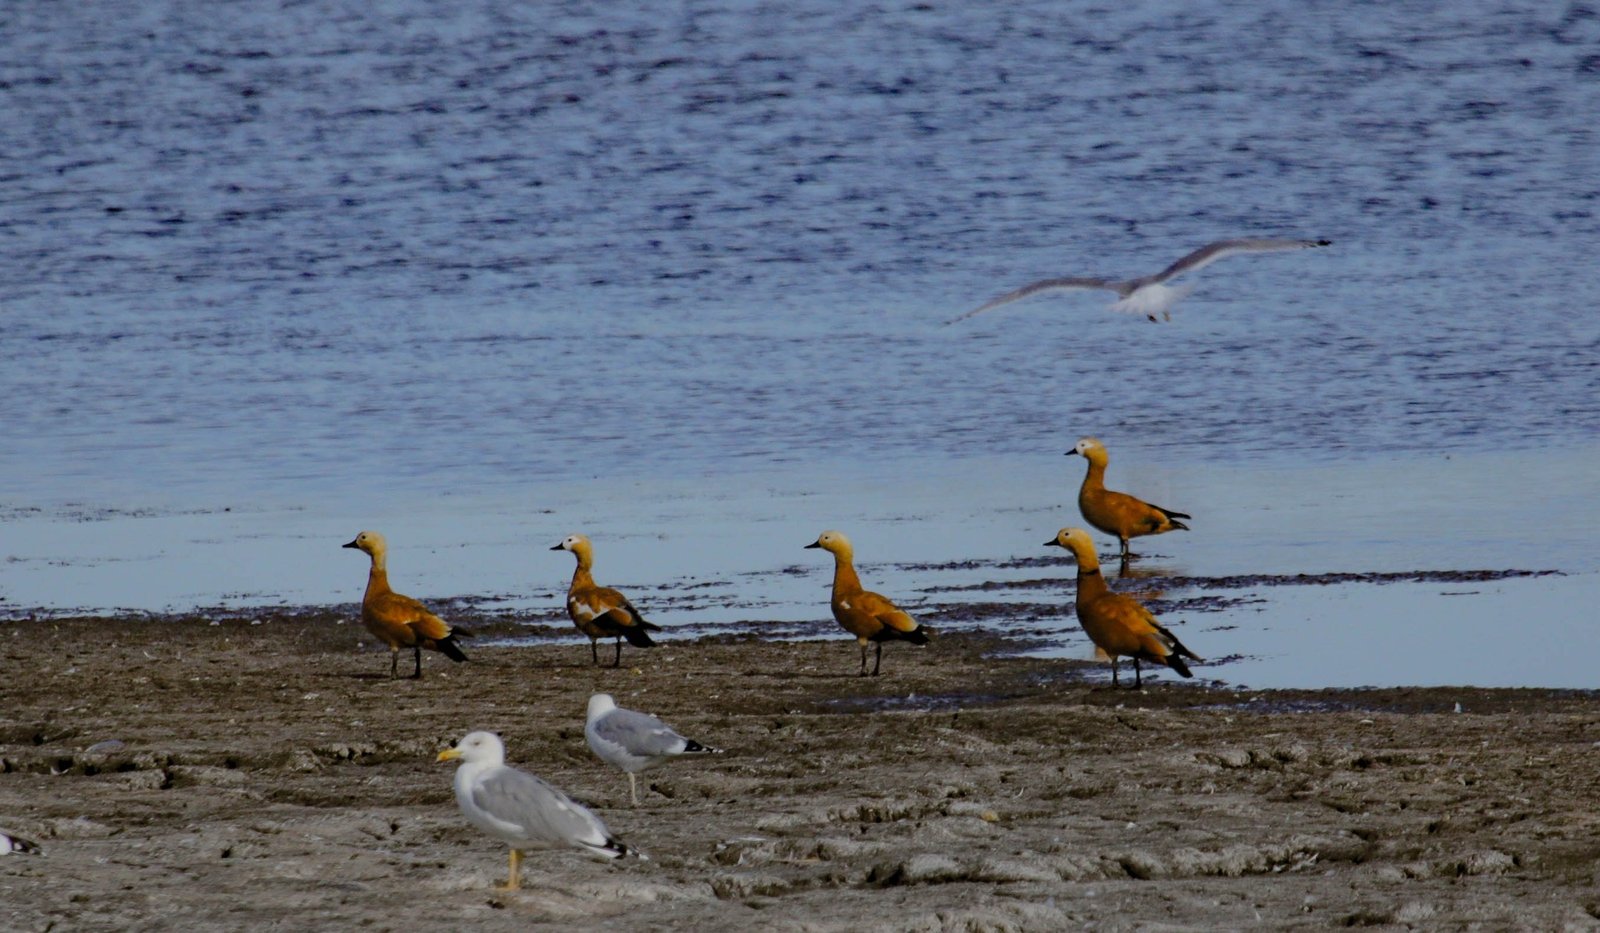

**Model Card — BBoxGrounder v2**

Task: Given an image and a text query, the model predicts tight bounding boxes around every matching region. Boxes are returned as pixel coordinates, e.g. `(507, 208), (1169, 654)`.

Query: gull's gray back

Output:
(469, 766), (612, 852)
(590, 708), (689, 762)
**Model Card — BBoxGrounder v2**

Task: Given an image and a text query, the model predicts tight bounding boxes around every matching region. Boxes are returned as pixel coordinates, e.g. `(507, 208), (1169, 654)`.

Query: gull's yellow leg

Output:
(499, 848), (523, 891)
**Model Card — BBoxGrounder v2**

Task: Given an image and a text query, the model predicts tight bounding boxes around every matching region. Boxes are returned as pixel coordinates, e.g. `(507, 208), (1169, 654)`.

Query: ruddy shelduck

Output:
(1046, 527), (1202, 688)
(1068, 436), (1190, 564)
(342, 530), (470, 679)
(437, 731), (643, 890)
(551, 534), (662, 668)
(585, 693), (723, 805)
(806, 530), (930, 676)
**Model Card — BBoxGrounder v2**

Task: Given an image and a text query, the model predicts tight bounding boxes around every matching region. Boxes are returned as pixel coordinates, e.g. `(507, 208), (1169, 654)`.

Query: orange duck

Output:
(806, 530), (930, 676)
(1067, 436), (1189, 564)
(1045, 527), (1201, 688)
(342, 530), (470, 679)
(552, 534), (662, 668)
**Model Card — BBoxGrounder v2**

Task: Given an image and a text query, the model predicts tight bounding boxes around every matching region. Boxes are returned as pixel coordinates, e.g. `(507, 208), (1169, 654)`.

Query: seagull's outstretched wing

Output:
(947, 277), (1120, 325)
(1152, 238), (1331, 284)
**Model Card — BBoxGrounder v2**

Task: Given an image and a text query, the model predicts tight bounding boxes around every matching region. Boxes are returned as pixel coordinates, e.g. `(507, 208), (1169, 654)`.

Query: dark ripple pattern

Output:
(2, 1), (1597, 505)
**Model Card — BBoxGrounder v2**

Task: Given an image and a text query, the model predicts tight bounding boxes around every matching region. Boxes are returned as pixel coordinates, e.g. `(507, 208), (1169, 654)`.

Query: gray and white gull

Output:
(585, 693), (723, 806)
(437, 731), (643, 890)
(1, 829), (41, 855)
(950, 237), (1332, 324)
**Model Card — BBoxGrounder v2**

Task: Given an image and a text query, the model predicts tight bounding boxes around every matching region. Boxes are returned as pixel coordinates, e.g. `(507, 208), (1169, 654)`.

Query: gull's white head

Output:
(587, 693), (617, 719)
(436, 731), (506, 766)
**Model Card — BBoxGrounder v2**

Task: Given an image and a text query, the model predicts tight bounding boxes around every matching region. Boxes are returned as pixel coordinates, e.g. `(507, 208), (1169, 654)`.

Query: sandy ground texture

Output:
(3, 615), (1600, 931)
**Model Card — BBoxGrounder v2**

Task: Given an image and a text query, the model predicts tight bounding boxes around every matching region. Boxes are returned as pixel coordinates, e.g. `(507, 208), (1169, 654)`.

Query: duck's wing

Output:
(370, 591), (453, 640)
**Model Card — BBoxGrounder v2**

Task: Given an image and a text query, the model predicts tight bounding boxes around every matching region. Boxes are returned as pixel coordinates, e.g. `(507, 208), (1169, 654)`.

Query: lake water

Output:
(2, 1), (1597, 688)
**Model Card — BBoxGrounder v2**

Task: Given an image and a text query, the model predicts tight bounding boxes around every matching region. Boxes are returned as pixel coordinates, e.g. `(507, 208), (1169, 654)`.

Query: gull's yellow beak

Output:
(436, 748), (461, 763)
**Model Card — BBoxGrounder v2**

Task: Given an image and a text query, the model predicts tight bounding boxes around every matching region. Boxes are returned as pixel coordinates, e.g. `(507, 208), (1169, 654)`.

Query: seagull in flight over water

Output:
(949, 237), (1332, 325)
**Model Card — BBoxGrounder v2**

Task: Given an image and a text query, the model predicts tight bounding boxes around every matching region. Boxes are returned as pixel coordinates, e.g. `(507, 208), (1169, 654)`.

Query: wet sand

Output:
(3, 615), (1600, 930)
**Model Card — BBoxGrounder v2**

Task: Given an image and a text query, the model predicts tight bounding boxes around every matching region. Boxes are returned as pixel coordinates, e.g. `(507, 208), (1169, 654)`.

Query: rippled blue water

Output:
(3, 3), (1598, 686)
(5, 0), (1598, 506)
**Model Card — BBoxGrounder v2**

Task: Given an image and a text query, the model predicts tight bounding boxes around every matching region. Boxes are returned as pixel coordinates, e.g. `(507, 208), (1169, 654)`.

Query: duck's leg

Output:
(613, 637), (623, 668)
(411, 645), (423, 679)
(1132, 658), (1143, 689)
(1109, 656), (1120, 688)
(858, 640), (870, 676)
(871, 642), (883, 677)
(389, 648), (400, 679)
(590, 638), (600, 667)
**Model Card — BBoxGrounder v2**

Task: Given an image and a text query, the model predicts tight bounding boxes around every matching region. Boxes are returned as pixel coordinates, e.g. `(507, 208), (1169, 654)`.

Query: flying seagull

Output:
(949, 238), (1332, 324)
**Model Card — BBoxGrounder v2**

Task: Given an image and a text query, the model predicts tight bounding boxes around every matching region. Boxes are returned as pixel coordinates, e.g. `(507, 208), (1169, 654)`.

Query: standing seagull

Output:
(585, 694), (723, 805)
(1046, 528), (1203, 688)
(552, 534), (663, 668)
(949, 237), (1331, 324)
(437, 731), (644, 890)
(343, 531), (470, 679)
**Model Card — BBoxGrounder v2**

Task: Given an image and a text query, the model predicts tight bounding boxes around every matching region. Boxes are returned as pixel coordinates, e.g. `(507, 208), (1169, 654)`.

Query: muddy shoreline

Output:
(3, 615), (1599, 930)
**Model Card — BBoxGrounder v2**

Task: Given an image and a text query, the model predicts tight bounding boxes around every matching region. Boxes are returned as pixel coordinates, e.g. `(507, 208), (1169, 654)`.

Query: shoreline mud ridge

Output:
(3, 615), (1599, 930)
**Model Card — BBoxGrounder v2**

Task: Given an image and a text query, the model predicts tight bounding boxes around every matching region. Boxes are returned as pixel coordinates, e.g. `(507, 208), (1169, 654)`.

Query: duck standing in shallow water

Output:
(1046, 527), (1202, 689)
(1068, 436), (1189, 568)
(552, 534), (662, 668)
(806, 530), (931, 676)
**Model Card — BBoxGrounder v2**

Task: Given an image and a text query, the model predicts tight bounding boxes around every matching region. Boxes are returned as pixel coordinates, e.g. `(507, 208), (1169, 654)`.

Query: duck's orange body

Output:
(1046, 528), (1201, 688)
(343, 531), (469, 679)
(1068, 437), (1189, 563)
(552, 534), (661, 668)
(806, 530), (930, 676)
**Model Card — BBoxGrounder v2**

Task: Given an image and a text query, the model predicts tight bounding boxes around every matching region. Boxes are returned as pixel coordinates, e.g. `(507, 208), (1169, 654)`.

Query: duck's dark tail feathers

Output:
(622, 626), (658, 648)
(1157, 625), (1203, 677)
(436, 634), (469, 663)
(899, 625), (932, 646)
